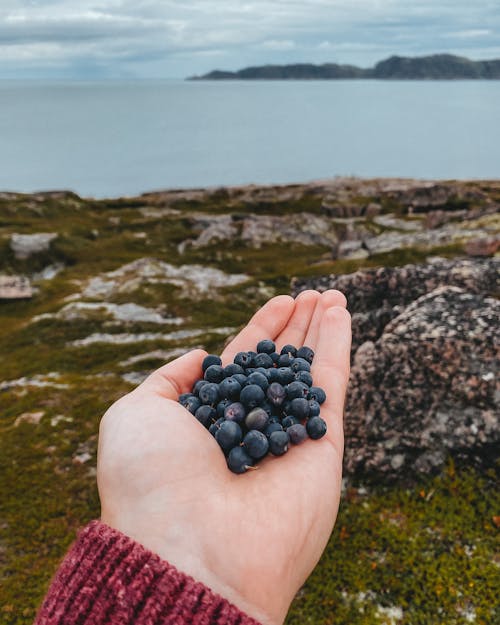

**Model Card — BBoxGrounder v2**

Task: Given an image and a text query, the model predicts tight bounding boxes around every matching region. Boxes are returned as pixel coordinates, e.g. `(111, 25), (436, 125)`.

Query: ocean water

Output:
(0, 79), (499, 198)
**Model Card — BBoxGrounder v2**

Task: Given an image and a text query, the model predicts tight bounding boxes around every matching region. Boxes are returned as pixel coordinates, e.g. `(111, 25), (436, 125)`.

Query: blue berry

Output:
(234, 351), (253, 368)
(308, 400), (321, 417)
(285, 381), (309, 400)
(216, 399), (233, 419)
(224, 402), (246, 424)
(202, 354), (222, 372)
(257, 339), (276, 354)
(199, 382), (220, 405)
(287, 423), (308, 444)
(209, 417), (225, 436)
(240, 384), (265, 409)
(218, 376), (241, 400)
(264, 422), (283, 437)
(215, 420), (243, 453)
(308, 386), (326, 404)
(296, 345), (314, 364)
(276, 367), (295, 385)
(253, 352), (274, 368)
(282, 415), (300, 429)
(227, 446), (254, 474)
(224, 363), (245, 377)
(266, 382), (286, 407)
(269, 430), (290, 455)
(204, 364), (224, 383)
(243, 430), (269, 460)
(245, 407), (269, 431)
(180, 394), (201, 414)
(289, 397), (310, 420)
(306, 417), (327, 439)
(194, 405), (216, 428)
(246, 371), (269, 391)
(278, 353), (294, 367)
(280, 344), (297, 357)
(290, 357), (311, 373)
(295, 370), (313, 386)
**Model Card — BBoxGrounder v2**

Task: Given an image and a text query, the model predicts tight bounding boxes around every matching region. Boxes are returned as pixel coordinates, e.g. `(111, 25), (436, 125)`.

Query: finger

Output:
(304, 289), (348, 349)
(140, 349), (207, 399)
(221, 295), (295, 364)
(274, 290), (320, 350)
(311, 306), (352, 449)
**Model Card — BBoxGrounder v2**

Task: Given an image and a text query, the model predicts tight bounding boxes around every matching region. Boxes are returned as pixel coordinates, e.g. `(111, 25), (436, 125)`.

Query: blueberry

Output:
(278, 354), (294, 367)
(227, 446), (254, 474)
(280, 344), (297, 357)
(245, 407), (269, 431)
(240, 384), (265, 409)
(199, 382), (220, 405)
(253, 352), (274, 368)
(234, 351), (253, 368)
(308, 399), (321, 417)
(194, 404), (216, 428)
(193, 379), (208, 396)
(260, 400), (274, 417)
(202, 354), (222, 372)
(224, 363), (245, 377)
(180, 394), (201, 414)
(216, 399), (233, 419)
(290, 357), (311, 373)
(178, 392), (192, 403)
(285, 381), (309, 400)
(269, 430), (290, 455)
(257, 339), (276, 354)
(218, 376), (241, 400)
(296, 345), (314, 364)
(289, 397), (310, 420)
(215, 420), (243, 453)
(224, 402), (246, 424)
(204, 364), (224, 383)
(232, 373), (248, 387)
(270, 352), (280, 365)
(287, 423), (308, 444)
(282, 415), (300, 429)
(306, 416), (327, 439)
(267, 367), (280, 382)
(243, 430), (269, 460)
(246, 371), (269, 391)
(266, 382), (286, 407)
(276, 367), (295, 385)
(308, 386), (327, 404)
(264, 422), (284, 437)
(295, 370), (313, 386)
(209, 417), (225, 436)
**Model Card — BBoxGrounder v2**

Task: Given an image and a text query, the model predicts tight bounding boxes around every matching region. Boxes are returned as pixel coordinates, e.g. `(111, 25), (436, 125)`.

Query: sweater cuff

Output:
(35, 520), (262, 625)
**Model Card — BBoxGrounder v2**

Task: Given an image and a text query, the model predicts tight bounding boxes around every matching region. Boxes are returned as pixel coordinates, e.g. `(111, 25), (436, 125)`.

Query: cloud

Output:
(0, 0), (499, 78)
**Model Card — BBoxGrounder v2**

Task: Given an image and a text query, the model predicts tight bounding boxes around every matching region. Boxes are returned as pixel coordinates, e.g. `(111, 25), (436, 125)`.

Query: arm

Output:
(35, 290), (351, 625)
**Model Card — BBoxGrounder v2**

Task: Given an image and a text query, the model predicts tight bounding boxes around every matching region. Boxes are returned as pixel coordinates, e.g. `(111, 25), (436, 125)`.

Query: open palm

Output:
(97, 290), (351, 625)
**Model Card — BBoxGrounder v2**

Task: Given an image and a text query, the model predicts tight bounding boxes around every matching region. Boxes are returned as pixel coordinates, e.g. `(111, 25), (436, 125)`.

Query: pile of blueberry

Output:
(178, 339), (327, 473)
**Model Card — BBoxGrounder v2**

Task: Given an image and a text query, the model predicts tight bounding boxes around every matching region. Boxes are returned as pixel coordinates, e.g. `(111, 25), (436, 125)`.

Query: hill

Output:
(189, 53), (500, 80)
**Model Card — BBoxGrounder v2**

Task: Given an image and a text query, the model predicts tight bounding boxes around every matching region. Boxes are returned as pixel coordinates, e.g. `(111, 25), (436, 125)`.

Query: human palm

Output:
(97, 290), (351, 625)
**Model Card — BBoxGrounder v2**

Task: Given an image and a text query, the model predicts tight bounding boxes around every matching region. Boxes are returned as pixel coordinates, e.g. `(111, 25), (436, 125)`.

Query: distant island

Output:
(188, 54), (500, 80)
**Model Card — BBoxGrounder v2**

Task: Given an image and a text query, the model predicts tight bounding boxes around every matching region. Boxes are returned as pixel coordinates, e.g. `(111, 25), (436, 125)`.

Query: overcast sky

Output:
(1, 0), (499, 79)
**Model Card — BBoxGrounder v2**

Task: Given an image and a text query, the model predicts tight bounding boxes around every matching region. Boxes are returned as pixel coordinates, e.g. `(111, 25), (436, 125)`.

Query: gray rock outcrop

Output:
(10, 233), (58, 259)
(0, 274), (33, 299)
(292, 258), (500, 480)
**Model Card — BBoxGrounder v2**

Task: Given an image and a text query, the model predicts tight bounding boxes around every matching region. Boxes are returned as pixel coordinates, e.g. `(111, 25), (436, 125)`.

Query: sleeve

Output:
(34, 520), (262, 625)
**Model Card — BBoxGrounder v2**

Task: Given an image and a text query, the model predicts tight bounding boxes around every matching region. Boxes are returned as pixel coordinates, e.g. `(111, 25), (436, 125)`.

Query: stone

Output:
(292, 258), (499, 480)
(465, 236), (499, 257)
(0, 275), (33, 299)
(344, 286), (499, 478)
(10, 233), (57, 259)
(14, 411), (45, 426)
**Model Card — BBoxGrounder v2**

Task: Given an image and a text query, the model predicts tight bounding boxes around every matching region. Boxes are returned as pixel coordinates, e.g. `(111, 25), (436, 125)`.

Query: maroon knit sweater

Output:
(34, 520), (262, 625)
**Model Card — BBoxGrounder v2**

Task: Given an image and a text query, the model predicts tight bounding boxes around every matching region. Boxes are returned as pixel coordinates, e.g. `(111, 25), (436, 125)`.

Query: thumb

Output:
(140, 349), (207, 400)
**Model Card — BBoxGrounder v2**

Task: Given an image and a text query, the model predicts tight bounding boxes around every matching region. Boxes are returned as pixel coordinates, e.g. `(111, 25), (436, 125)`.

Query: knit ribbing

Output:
(34, 520), (262, 625)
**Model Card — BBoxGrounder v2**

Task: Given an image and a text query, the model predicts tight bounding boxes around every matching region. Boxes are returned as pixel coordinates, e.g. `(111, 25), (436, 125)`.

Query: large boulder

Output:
(344, 286), (499, 478)
(292, 258), (500, 480)
(10, 233), (58, 259)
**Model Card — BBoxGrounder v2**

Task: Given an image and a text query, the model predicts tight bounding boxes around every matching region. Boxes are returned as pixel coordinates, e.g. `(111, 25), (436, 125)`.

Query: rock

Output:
(344, 286), (499, 479)
(292, 257), (499, 351)
(337, 240), (369, 260)
(33, 302), (184, 325)
(80, 258), (248, 299)
(69, 326), (235, 347)
(292, 258), (499, 480)
(465, 236), (500, 257)
(14, 411), (45, 426)
(32, 263), (64, 281)
(0, 275), (33, 299)
(10, 233), (58, 259)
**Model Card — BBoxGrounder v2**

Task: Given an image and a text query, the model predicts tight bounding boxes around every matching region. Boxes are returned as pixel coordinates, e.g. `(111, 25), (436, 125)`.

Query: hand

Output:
(97, 290), (351, 625)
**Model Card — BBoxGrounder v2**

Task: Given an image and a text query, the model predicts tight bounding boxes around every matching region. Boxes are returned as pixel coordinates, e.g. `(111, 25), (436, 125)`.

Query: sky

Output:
(1, 0), (499, 79)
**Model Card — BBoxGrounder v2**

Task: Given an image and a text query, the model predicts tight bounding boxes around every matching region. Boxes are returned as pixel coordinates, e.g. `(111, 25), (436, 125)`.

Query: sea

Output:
(0, 79), (499, 198)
